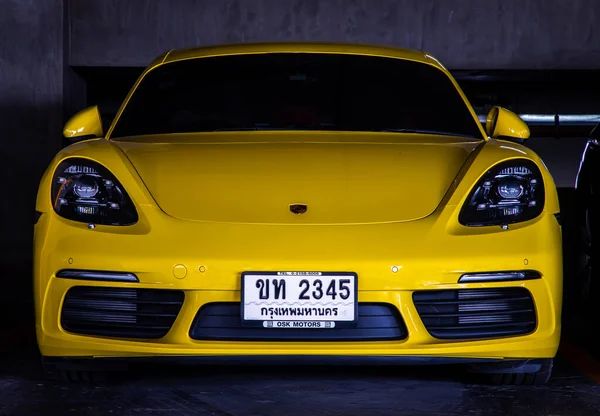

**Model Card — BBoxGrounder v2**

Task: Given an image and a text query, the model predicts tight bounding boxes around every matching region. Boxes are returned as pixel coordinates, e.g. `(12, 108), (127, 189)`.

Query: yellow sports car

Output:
(34, 43), (562, 384)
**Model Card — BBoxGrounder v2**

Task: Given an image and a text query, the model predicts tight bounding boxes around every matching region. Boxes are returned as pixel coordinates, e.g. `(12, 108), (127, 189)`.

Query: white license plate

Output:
(241, 272), (357, 328)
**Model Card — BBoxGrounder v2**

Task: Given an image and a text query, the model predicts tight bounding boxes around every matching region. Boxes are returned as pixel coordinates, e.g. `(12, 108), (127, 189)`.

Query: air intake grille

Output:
(413, 288), (536, 340)
(190, 302), (407, 341)
(61, 287), (184, 339)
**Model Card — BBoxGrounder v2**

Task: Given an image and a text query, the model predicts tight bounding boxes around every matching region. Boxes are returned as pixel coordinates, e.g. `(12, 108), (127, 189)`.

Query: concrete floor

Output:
(1, 340), (600, 416)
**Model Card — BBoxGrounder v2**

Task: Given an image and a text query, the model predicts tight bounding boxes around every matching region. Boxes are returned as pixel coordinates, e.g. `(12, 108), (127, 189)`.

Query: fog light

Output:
(458, 271), (541, 283)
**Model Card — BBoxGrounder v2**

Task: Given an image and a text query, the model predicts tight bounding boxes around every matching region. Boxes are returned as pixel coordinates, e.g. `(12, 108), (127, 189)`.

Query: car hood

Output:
(114, 133), (482, 224)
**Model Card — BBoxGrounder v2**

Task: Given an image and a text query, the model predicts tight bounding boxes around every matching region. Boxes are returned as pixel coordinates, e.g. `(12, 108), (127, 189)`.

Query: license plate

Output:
(241, 272), (357, 328)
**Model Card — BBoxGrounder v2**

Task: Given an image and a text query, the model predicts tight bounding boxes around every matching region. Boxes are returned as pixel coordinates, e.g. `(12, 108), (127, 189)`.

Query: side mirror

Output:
(485, 106), (530, 141)
(63, 106), (104, 141)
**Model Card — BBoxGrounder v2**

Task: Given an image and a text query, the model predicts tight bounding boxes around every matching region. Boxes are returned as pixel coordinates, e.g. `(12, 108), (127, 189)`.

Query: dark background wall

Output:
(69, 0), (600, 69)
(1, 0), (600, 320)
(0, 0), (63, 297)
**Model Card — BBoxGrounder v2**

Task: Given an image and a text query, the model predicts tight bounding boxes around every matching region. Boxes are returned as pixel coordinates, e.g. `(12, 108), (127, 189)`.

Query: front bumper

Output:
(34, 203), (563, 361)
(39, 282), (559, 360)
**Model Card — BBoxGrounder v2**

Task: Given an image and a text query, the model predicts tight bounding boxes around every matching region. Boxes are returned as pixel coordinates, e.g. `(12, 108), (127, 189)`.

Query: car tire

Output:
(41, 357), (109, 383)
(579, 207), (594, 304)
(466, 358), (553, 385)
(53, 369), (106, 383)
(574, 200), (600, 317)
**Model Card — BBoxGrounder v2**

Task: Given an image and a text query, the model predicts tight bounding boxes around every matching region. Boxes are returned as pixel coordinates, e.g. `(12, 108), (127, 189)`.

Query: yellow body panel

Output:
(34, 43), (562, 361)
(486, 106), (531, 140)
(113, 133), (480, 224)
(63, 106), (103, 139)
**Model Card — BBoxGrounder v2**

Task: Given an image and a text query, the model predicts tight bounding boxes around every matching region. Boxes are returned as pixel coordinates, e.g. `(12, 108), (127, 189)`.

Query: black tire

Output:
(53, 369), (106, 383)
(41, 357), (108, 383)
(573, 200), (600, 319)
(579, 206), (594, 306)
(466, 358), (553, 385)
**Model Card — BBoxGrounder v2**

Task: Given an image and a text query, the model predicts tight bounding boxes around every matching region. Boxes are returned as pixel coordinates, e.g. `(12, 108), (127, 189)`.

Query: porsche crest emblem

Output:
(289, 204), (308, 215)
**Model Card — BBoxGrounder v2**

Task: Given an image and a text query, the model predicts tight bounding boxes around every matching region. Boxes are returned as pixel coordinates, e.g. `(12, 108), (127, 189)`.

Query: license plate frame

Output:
(240, 271), (358, 328)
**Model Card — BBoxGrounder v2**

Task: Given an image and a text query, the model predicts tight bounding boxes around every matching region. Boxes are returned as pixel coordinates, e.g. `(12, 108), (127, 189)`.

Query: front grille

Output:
(61, 287), (184, 339)
(413, 288), (536, 340)
(190, 302), (407, 341)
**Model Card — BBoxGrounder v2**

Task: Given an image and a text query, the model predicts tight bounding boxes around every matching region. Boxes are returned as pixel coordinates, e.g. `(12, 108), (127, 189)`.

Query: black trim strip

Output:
(43, 355), (504, 368)
(458, 270), (541, 283)
(190, 302), (407, 342)
(56, 269), (139, 282)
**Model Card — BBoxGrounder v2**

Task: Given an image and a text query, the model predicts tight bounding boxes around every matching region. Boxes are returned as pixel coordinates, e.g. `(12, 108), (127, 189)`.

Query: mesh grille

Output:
(190, 302), (407, 341)
(61, 286), (184, 339)
(413, 288), (536, 340)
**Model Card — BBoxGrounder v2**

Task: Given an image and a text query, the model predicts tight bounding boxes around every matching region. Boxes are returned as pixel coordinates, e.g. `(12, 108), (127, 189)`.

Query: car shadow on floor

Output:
(2, 348), (600, 416)
(0, 339), (588, 388)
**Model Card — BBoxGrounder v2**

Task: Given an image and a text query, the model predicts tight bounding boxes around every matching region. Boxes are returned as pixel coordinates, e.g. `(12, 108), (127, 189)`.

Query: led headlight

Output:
(459, 159), (544, 226)
(51, 158), (138, 225)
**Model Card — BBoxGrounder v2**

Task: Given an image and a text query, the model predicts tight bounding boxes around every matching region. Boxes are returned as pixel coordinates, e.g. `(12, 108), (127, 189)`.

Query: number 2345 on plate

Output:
(241, 272), (357, 325)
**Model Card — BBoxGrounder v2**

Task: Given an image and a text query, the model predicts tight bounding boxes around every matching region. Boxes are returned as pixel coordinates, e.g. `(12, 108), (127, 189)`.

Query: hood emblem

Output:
(289, 204), (308, 215)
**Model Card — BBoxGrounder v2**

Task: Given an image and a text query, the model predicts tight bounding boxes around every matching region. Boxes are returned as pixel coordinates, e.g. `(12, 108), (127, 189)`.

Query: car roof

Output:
(154, 42), (446, 71)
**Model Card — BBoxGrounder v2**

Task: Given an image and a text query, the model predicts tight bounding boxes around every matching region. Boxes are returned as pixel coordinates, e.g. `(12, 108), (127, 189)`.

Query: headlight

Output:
(459, 159), (544, 226)
(51, 158), (138, 225)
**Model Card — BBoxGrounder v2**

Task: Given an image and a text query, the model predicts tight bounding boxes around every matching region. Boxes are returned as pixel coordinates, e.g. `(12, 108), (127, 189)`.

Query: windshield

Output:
(110, 53), (483, 139)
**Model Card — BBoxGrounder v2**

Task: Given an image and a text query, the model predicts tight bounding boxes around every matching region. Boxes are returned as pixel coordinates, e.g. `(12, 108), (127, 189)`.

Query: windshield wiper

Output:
(378, 128), (476, 138)
(210, 127), (476, 138)
(212, 125), (329, 132)
(211, 127), (260, 132)
(212, 124), (294, 132)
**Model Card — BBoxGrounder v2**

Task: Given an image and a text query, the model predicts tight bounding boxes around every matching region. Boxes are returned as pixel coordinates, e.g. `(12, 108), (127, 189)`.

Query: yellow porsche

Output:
(34, 43), (562, 384)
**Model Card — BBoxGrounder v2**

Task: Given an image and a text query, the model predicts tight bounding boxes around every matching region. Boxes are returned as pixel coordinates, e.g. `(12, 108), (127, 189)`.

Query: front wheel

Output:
(41, 357), (120, 383)
(465, 358), (553, 385)
(579, 206), (597, 308)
